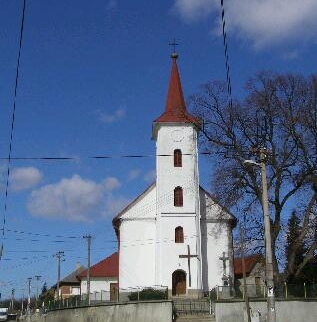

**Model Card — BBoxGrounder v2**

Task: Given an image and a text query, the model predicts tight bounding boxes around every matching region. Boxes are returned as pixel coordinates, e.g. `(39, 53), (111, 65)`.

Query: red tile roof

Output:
(77, 252), (118, 279)
(153, 54), (200, 126)
(234, 254), (264, 278)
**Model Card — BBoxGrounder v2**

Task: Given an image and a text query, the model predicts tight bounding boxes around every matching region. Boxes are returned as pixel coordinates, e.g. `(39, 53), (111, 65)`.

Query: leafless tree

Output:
(190, 72), (317, 280)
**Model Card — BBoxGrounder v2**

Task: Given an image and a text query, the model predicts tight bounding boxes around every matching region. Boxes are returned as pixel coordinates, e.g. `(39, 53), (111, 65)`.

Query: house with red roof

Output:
(234, 254), (265, 297)
(77, 252), (118, 301)
(52, 263), (86, 300)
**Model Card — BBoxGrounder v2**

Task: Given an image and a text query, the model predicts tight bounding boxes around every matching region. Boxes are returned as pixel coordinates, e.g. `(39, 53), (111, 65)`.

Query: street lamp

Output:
(244, 150), (276, 322)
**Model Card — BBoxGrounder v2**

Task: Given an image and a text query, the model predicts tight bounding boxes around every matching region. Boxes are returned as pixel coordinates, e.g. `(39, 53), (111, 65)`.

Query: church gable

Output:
(199, 186), (236, 222)
(113, 183), (156, 225)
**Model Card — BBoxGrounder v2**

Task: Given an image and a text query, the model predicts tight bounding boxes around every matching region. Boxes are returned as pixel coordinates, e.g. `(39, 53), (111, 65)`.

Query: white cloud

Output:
(172, 0), (317, 48)
(143, 170), (156, 183)
(103, 177), (121, 191)
(10, 167), (42, 192)
(27, 174), (126, 222)
(128, 169), (141, 181)
(98, 108), (125, 124)
(171, 0), (216, 22)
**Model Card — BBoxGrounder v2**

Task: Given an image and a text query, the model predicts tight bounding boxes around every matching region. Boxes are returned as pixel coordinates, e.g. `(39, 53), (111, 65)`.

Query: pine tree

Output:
(285, 211), (307, 283)
(41, 282), (47, 295)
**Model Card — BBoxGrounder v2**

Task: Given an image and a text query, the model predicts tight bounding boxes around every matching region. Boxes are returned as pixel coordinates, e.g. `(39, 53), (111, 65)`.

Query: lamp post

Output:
(244, 149), (276, 322)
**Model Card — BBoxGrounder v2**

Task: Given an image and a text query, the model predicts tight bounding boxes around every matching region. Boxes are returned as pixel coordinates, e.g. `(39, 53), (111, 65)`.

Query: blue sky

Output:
(0, 0), (317, 299)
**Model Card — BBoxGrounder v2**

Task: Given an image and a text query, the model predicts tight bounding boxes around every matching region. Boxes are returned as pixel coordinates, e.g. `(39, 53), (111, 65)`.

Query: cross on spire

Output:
(169, 39), (179, 58)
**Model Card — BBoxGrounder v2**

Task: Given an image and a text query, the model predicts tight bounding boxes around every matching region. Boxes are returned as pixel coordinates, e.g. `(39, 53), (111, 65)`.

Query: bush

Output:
(128, 288), (168, 301)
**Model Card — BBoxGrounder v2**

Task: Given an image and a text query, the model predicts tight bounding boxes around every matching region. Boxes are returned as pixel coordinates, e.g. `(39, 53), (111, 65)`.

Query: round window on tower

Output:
(171, 129), (184, 142)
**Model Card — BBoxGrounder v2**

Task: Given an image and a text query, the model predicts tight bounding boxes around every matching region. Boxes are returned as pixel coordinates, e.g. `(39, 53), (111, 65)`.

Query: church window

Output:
(175, 226), (184, 243)
(174, 149), (182, 167)
(174, 186), (183, 207)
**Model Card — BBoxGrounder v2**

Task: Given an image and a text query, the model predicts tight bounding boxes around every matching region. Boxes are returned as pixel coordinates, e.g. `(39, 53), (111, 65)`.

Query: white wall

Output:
(81, 277), (117, 294)
(119, 185), (157, 290)
(119, 220), (156, 289)
(200, 189), (233, 291)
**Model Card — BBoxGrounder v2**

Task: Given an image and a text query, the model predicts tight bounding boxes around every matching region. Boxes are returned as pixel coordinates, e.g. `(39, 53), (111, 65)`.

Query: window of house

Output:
(174, 149), (182, 167)
(174, 186), (183, 207)
(175, 226), (184, 243)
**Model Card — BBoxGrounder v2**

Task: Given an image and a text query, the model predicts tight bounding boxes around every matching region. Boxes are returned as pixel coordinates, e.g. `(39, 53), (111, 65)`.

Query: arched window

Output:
(174, 149), (182, 167)
(174, 186), (183, 207)
(175, 226), (184, 243)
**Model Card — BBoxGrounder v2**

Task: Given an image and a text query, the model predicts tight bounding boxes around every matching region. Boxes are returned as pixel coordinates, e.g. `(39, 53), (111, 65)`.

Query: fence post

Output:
(242, 285), (245, 299)
(304, 283), (307, 299)
(137, 289), (140, 301)
(285, 282), (288, 299)
(216, 287), (219, 300)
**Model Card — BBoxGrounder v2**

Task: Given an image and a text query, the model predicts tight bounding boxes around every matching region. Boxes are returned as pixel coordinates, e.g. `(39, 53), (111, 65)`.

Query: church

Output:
(113, 52), (236, 298)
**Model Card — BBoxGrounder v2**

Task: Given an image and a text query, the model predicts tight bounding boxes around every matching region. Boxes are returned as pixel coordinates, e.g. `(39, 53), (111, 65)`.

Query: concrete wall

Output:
(215, 299), (317, 322)
(43, 300), (172, 322)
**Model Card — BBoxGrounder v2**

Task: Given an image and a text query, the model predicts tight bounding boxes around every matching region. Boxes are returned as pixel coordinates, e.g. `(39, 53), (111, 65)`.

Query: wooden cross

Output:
(169, 38), (179, 53)
(179, 245), (198, 287)
(219, 251), (229, 277)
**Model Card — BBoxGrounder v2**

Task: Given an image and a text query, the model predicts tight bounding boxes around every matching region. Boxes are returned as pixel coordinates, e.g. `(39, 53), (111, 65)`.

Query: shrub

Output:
(128, 288), (167, 301)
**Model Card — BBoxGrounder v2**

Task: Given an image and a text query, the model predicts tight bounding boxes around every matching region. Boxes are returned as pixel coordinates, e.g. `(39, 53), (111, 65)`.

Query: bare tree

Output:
(190, 72), (317, 280)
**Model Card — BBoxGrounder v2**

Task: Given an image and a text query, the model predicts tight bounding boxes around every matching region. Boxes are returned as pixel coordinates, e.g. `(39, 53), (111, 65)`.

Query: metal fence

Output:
(48, 286), (168, 311)
(173, 299), (212, 315)
(214, 283), (317, 300)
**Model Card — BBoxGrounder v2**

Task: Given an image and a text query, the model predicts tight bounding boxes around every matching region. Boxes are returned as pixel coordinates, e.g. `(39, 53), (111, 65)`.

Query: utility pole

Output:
(54, 251), (64, 301)
(35, 275), (41, 308)
(10, 288), (15, 311)
(240, 223), (251, 322)
(244, 147), (276, 322)
(259, 148), (276, 322)
(83, 235), (91, 304)
(27, 277), (32, 322)
(21, 288), (24, 318)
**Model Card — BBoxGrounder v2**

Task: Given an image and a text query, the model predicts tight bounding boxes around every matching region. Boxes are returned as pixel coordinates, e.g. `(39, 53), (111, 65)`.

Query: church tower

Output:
(152, 52), (202, 297)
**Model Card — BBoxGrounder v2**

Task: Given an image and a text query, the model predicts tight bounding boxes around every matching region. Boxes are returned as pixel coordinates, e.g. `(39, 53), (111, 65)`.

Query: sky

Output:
(0, 0), (316, 300)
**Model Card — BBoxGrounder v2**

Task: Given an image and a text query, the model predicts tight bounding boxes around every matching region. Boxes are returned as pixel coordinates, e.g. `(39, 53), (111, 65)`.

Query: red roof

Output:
(153, 54), (200, 126)
(234, 254), (264, 278)
(77, 252), (118, 279)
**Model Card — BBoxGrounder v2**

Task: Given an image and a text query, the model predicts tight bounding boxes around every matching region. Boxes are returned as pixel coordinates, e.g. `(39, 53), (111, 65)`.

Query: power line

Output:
(220, 0), (233, 109)
(2, 228), (81, 239)
(0, 150), (252, 161)
(1, 0), (27, 262)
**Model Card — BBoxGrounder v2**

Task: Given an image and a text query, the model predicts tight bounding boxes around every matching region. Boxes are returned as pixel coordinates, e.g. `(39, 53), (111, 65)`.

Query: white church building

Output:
(113, 53), (236, 298)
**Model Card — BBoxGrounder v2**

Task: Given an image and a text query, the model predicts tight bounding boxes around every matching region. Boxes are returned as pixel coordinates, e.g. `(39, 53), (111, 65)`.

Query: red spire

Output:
(153, 53), (200, 126)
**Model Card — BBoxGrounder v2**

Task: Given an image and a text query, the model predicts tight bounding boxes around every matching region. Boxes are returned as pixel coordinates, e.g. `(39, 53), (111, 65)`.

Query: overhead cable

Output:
(1, 0), (27, 262)
(220, 0), (233, 109)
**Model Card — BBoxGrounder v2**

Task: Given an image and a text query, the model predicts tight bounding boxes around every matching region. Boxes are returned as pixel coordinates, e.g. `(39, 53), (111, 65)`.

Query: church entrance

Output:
(172, 270), (186, 296)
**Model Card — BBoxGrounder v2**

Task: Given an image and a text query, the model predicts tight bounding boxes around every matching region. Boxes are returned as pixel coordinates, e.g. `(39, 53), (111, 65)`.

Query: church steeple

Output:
(152, 53), (200, 139)
(164, 52), (187, 117)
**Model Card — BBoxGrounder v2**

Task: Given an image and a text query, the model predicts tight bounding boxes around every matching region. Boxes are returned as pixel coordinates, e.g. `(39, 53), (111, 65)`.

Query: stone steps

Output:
(176, 314), (215, 322)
